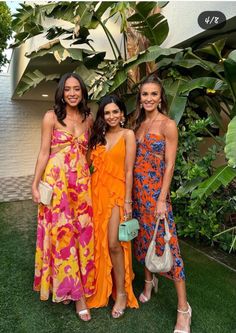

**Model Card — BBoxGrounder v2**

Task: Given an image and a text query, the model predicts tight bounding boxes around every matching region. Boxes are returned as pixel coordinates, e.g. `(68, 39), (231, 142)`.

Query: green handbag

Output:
(119, 218), (140, 242)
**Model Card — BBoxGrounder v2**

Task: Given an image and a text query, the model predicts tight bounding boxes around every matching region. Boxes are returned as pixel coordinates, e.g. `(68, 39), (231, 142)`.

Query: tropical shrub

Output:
(171, 109), (236, 247)
(0, 2), (12, 70)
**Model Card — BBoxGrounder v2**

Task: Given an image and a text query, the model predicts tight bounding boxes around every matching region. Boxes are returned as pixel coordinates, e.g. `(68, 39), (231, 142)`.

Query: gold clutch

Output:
(39, 181), (53, 205)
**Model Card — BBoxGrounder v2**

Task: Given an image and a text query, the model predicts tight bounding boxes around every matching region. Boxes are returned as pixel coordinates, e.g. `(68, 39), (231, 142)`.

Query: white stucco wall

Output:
(161, 1), (236, 47)
(0, 73), (51, 178)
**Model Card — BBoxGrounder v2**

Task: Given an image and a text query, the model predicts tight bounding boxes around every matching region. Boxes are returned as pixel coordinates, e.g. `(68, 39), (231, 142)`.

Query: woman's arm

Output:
(124, 129), (136, 219)
(32, 111), (55, 203)
(155, 119), (178, 217)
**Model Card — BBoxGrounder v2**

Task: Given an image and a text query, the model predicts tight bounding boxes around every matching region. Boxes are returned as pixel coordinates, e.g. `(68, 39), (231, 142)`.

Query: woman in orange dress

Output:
(132, 74), (191, 333)
(32, 73), (95, 321)
(87, 95), (138, 317)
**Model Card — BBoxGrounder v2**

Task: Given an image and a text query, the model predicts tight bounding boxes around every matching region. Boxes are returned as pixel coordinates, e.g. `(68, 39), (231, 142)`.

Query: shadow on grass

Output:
(0, 200), (235, 333)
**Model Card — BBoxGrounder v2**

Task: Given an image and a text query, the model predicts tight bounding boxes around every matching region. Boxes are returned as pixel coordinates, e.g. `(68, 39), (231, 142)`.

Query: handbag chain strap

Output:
(152, 216), (171, 243)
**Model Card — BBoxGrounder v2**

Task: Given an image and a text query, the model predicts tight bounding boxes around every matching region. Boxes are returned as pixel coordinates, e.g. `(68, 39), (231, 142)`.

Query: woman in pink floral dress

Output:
(32, 73), (95, 321)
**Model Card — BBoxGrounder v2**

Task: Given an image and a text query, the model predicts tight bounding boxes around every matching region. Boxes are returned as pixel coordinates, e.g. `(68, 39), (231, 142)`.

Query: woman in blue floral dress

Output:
(132, 74), (192, 333)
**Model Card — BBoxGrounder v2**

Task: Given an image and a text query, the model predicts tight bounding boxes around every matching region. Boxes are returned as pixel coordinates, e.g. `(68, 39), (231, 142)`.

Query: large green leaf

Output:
(16, 70), (60, 96)
(179, 77), (226, 95)
(107, 2), (130, 33)
(195, 39), (226, 59)
(191, 165), (236, 199)
(110, 45), (181, 92)
(176, 177), (204, 198)
(89, 2), (116, 29)
(225, 116), (236, 168)
(204, 96), (225, 131)
(127, 2), (169, 46)
(74, 62), (98, 87)
(224, 58), (236, 102)
(12, 3), (45, 33)
(172, 58), (223, 73)
(163, 78), (188, 124)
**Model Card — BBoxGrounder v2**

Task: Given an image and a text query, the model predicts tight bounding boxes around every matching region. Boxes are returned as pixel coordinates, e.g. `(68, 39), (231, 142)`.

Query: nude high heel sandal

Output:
(139, 275), (158, 303)
(75, 298), (91, 322)
(173, 302), (192, 333)
(111, 293), (127, 319)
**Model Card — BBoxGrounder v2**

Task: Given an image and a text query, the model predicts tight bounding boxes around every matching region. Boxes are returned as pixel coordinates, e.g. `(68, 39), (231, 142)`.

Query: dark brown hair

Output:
(53, 72), (90, 126)
(89, 95), (127, 149)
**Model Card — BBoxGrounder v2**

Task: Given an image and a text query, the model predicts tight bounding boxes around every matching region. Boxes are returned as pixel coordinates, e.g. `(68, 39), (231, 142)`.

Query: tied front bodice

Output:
(51, 128), (88, 154)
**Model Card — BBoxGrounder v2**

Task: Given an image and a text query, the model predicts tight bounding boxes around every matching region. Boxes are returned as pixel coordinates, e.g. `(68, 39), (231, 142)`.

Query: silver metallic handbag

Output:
(145, 216), (173, 273)
(39, 181), (53, 205)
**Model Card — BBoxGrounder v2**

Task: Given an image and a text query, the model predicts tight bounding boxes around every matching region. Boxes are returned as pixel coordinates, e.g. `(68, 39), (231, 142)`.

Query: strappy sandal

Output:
(174, 302), (192, 333)
(139, 275), (158, 303)
(62, 300), (71, 305)
(111, 293), (127, 319)
(75, 298), (91, 322)
(76, 309), (91, 322)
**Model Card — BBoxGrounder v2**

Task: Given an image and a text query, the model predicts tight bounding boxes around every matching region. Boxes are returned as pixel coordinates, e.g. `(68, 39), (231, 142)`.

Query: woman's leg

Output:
(174, 280), (191, 332)
(108, 205), (126, 312)
(139, 267), (158, 302)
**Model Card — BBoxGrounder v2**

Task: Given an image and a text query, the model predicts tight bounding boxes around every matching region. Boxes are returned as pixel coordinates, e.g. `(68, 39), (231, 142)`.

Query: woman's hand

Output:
(154, 199), (167, 219)
(32, 184), (40, 204)
(124, 202), (132, 221)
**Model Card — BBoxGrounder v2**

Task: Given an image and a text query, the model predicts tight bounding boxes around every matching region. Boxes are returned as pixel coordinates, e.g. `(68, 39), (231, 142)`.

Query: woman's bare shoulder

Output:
(42, 110), (56, 127)
(165, 117), (177, 129)
(163, 118), (178, 138)
(123, 128), (135, 136)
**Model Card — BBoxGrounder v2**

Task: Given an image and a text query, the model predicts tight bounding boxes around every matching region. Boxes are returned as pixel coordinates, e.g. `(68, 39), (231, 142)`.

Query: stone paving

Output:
(0, 175), (33, 202)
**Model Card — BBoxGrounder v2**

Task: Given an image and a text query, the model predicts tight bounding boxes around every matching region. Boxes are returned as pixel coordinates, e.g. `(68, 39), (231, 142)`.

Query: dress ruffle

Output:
(87, 139), (138, 308)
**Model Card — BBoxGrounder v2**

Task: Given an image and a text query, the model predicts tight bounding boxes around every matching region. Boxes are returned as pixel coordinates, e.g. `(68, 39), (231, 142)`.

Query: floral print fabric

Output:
(34, 128), (95, 302)
(133, 133), (185, 281)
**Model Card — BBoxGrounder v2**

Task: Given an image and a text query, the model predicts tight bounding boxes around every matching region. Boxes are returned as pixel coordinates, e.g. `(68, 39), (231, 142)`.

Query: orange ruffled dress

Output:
(87, 136), (138, 309)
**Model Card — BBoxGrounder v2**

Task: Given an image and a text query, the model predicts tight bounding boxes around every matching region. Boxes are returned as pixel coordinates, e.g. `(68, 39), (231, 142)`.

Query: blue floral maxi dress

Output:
(133, 133), (185, 280)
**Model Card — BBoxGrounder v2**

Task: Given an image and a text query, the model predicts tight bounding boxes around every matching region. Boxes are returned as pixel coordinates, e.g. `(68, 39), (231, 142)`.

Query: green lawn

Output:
(0, 200), (235, 333)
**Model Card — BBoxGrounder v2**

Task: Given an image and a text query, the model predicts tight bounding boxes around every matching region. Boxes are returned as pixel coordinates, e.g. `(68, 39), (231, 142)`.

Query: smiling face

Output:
(140, 82), (162, 113)
(63, 76), (82, 107)
(104, 102), (124, 129)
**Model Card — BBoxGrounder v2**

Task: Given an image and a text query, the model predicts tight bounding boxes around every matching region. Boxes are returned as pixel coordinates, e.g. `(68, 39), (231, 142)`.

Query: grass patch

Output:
(0, 200), (236, 333)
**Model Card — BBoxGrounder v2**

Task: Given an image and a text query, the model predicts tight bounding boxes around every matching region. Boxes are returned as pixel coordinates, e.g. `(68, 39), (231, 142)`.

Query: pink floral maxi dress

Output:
(33, 128), (95, 302)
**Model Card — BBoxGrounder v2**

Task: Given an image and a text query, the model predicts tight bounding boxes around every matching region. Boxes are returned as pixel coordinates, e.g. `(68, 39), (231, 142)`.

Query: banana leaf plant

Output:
(12, 1), (169, 100)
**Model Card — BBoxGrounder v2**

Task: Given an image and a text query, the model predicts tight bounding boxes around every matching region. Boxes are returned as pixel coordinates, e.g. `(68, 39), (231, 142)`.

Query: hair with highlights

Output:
(131, 73), (168, 131)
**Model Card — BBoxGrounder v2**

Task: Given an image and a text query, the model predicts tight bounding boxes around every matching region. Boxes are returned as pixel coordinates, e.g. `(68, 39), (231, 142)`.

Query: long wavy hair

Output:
(89, 94), (127, 149)
(131, 74), (168, 132)
(54, 72), (90, 126)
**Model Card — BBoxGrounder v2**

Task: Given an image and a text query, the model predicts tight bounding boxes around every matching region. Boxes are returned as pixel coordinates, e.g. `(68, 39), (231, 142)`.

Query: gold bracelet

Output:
(124, 200), (133, 204)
